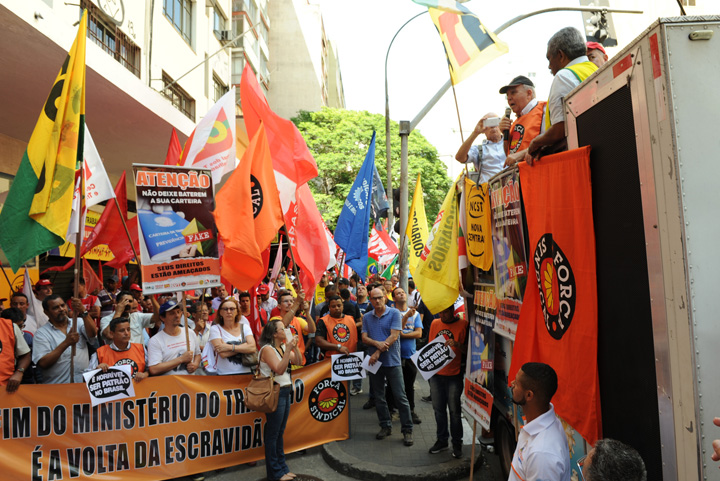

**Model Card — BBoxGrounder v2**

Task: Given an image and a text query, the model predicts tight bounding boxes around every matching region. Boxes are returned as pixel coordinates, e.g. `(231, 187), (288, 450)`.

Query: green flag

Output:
(380, 256), (398, 280)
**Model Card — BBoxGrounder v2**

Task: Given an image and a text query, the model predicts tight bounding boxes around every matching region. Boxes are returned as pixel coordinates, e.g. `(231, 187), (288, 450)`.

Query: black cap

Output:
(499, 75), (535, 94)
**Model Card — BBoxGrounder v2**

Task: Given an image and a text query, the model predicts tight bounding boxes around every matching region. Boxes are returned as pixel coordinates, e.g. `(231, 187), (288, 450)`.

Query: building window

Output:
(162, 72), (195, 121)
(213, 75), (229, 102)
(163, 0), (192, 44)
(81, 0), (141, 77)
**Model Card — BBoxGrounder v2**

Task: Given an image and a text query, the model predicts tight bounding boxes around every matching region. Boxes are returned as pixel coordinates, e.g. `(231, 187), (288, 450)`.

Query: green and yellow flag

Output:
(0, 12), (87, 271)
(406, 173), (429, 276)
(413, 179), (460, 314)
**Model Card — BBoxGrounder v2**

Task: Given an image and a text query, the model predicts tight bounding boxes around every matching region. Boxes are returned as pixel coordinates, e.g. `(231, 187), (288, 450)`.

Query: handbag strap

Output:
(257, 345), (275, 381)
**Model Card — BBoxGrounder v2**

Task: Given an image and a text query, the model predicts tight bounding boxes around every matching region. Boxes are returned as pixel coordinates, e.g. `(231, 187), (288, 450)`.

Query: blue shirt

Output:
(399, 309), (422, 359)
(362, 307), (402, 367)
(467, 139), (506, 183)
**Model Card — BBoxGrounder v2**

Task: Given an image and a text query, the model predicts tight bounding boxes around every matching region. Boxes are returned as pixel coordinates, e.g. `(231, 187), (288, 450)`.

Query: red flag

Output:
(82, 172), (136, 268)
(285, 184), (332, 294)
(240, 63), (318, 209)
(164, 128), (182, 166)
(215, 124), (284, 290)
(240, 65), (330, 294)
(369, 226), (399, 258)
(82, 258), (103, 294)
(509, 146), (601, 445)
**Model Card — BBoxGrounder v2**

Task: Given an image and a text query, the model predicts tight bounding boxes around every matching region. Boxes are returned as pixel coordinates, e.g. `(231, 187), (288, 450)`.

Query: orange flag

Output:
(509, 146), (601, 445)
(215, 124), (283, 290)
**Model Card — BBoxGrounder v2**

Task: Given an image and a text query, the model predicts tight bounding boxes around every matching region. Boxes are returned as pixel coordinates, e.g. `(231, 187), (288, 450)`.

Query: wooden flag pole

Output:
(282, 225), (302, 283)
(468, 420), (478, 480)
(450, 81), (470, 178)
(113, 197), (141, 269)
(182, 291), (190, 351)
(69, 175), (85, 383)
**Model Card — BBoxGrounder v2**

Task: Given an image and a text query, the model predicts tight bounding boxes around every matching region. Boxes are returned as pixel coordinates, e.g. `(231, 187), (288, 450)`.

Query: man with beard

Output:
(33, 295), (98, 383)
(508, 362), (571, 481)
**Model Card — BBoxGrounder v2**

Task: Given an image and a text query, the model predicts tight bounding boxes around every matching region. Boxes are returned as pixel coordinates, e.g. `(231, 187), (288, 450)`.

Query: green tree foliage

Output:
(292, 108), (451, 231)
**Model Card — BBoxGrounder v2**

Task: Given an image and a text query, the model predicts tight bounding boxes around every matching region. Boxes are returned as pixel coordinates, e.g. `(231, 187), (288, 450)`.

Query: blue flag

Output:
(334, 132), (376, 281)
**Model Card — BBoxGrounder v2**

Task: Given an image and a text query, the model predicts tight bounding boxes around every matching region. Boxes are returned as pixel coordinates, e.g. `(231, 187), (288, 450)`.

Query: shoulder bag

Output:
(239, 323), (259, 367)
(245, 345), (280, 413)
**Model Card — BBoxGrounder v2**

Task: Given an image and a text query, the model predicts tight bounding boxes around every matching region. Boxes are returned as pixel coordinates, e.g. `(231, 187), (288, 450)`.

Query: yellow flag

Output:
(406, 174), (429, 276)
(28, 11), (87, 237)
(428, 8), (508, 85)
(464, 177), (493, 271)
(285, 275), (297, 297)
(413, 179), (460, 314)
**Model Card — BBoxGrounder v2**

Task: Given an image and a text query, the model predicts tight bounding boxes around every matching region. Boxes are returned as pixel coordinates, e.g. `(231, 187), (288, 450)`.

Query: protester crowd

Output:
(0, 25), (660, 481)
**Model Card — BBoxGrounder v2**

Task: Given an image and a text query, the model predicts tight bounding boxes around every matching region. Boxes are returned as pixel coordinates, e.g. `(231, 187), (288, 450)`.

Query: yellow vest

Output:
(544, 60), (598, 130)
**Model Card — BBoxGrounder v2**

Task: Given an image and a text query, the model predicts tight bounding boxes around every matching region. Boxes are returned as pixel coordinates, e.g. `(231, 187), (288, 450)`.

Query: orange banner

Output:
(511, 146), (601, 445)
(0, 360), (348, 480)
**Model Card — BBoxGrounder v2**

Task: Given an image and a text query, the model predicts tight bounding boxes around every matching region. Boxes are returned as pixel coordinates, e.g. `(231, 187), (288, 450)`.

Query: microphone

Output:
(503, 107), (512, 141)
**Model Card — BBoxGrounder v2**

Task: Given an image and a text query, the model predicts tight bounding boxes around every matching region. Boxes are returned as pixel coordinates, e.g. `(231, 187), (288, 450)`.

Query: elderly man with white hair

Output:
(455, 111), (506, 183)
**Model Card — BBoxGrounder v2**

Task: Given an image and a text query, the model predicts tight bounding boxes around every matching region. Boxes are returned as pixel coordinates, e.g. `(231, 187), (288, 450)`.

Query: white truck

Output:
(480, 15), (720, 481)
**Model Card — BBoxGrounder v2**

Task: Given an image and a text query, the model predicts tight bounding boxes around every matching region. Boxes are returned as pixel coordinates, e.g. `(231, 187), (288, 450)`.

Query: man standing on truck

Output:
(525, 27), (598, 164)
(508, 362), (571, 481)
(497, 76), (546, 168)
(455, 112), (507, 183)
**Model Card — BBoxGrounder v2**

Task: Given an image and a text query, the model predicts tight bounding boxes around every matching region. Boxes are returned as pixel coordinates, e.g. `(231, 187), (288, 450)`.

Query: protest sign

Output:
(133, 164), (220, 294)
(411, 335), (456, 381)
(331, 353), (365, 382)
(489, 168), (528, 340)
(0, 360), (347, 480)
(83, 365), (135, 406)
(462, 286), (496, 430)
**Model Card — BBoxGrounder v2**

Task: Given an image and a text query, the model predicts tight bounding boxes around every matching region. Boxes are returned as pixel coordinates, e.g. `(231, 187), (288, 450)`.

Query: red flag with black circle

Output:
(509, 146), (601, 445)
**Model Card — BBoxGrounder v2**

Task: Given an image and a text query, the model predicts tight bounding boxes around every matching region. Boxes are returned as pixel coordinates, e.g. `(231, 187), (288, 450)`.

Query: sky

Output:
(317, 0), (687, 179)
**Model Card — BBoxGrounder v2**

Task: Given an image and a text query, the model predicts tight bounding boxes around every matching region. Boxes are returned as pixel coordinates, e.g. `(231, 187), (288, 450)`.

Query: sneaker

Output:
(411, 411), (422, 424)
(452, 445), (463, 459)
(363, 399), (376, 410)
(403, 432), (414, 446)
(390, 411), (400, 421)
(428, 440), (449, 454)
(421, 395), (432, 403)
(349, 387), (358, 396)
(376, 427), (392, 440)
(192, 474), (205, 481)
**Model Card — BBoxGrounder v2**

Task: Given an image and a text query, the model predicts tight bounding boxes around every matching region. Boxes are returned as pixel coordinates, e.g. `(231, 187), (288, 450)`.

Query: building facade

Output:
(0, 0), (233, 185)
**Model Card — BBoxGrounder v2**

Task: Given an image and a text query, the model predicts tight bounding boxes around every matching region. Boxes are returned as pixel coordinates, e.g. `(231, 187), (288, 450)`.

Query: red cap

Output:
(586, 41), (606, 55)
(130, 283), (142, 291)
(36, 279), (53, 287)
(256, 284), (269, 295)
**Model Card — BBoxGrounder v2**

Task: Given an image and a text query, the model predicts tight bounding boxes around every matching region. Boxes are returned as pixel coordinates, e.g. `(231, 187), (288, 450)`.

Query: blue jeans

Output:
(429, 374), (463, 446)
(264, 385), (292, 480)
(369, 365), (413, 433)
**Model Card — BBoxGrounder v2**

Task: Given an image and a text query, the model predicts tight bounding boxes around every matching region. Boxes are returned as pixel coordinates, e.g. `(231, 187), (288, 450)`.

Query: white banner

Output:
(411, 335), (456, 381)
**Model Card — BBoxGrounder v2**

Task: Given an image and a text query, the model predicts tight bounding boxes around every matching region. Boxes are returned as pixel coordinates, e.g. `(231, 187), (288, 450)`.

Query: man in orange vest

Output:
(0, 315), (31, 392)
(526, 27), (598, 164)
(278, 290), (315, 368)
(498, 76), (546, 168)
(89, 317), (148, 382)
(315, 296), (358, 358)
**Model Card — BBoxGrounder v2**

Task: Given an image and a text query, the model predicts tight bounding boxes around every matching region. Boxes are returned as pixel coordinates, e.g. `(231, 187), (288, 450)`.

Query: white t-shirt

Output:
(147, 329), (201, 376)
(508, 403), (571, 481)
(207, 322), (254, 375)
(100, 311), (155, 345)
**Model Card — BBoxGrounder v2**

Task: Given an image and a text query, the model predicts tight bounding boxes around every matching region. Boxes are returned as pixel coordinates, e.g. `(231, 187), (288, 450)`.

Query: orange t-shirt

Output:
(320, 314), (358, 356)
(429, 317), (468, 376)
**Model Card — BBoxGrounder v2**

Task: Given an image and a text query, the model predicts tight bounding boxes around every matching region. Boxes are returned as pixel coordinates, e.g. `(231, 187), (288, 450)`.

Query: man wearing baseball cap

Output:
(587, 41), (608, 68)
(257, 283), (277, 319)
(130, 284), (143, 312)
(33, 279), (53, 329)
(498, 75), (547, 168)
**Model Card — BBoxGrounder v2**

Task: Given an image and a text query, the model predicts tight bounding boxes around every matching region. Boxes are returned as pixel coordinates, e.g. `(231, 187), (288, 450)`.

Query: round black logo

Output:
(509, 124), (525, 153)
(533, 234), (576, 340)
(332, 323), (350, 343)
(308, 378), (347, 422)
(250, 174), (263, 218)
(437, 329), (454, 340)
(115, 358), (139, 375)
